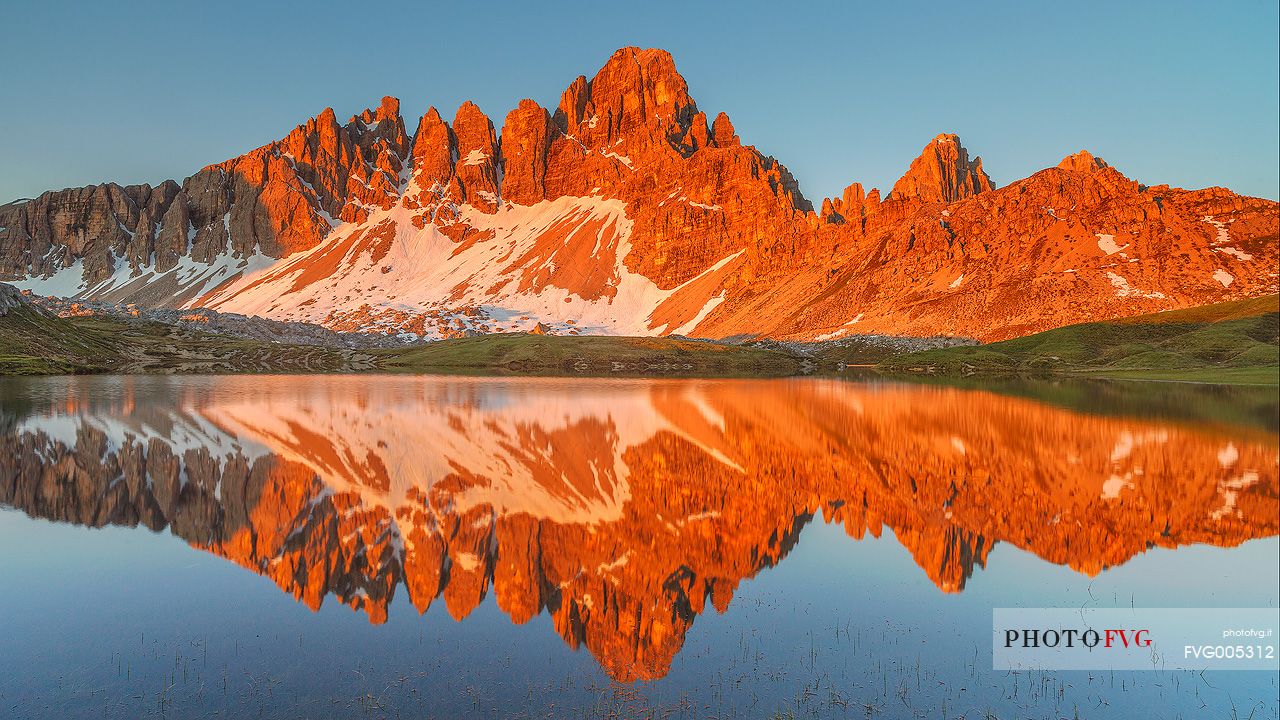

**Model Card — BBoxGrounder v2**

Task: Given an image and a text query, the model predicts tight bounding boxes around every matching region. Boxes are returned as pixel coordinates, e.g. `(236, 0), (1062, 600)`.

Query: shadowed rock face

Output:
(2, 47), (1275, 341)
(1, 377), (1275, 681)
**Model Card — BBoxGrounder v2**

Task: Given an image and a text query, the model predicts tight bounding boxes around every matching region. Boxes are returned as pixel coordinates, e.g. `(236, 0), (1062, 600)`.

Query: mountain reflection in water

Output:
(1, 376), (1276, 682)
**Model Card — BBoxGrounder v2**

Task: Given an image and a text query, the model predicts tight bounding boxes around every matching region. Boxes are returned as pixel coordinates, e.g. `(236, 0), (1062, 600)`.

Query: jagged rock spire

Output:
(888, 133), (993, 203)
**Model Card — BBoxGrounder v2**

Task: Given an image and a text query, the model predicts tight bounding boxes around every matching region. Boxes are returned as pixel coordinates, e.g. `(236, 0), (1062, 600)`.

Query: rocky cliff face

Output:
(0, 95), (412, 308)
(3, 377), (1275, 681)
(0, 281), (32, 316)
(886, 134), (993, 203)
(2, 47), (1276, 341)
(766, 153), (1280, 340)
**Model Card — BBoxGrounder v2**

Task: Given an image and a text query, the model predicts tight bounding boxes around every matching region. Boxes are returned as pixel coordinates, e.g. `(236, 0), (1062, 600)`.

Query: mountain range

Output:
(2, 47), (1276, 341)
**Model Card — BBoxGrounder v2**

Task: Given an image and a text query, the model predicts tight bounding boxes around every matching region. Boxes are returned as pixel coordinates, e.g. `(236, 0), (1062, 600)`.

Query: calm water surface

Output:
(0, 375), (1276, 719)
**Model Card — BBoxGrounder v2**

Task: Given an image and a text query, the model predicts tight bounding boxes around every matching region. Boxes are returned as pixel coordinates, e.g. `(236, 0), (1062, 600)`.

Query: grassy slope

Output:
(0, 308), (366, 375)
(878, 295), (1280, 384)
(0, 304), (119, 374)
(377, 333), (800, 376)
(2, 309), (797, 377)
(6, 295), (1274, 382)
(808, 340), (916, 366)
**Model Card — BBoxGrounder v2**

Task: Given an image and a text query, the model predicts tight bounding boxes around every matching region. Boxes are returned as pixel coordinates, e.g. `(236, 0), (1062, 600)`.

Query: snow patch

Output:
(814, 314), (865, 341)
(670, 291), (726, 336)
(10, 242), (274, 303)
(1217, 443), (1238, 468)
(196, 195), (743, 339)
(1215, 247), (1253, 261)
(1101, 474), (1133, 500)
(1096, 233), (1129, 256)
(1106, 272), (1165, 299)
(9, 259), (88, 298)
(1203, 216), (1231, 245)
(1211, 470), (1261, 520)
(601, 151), (634, 170)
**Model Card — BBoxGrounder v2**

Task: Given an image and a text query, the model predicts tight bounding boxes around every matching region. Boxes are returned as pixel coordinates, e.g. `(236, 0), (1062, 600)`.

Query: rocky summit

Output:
(1, 47), (1275, 342)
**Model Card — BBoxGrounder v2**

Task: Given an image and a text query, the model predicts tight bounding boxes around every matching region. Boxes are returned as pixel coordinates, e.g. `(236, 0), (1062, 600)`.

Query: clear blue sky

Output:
(3, 0), (1277, 204)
